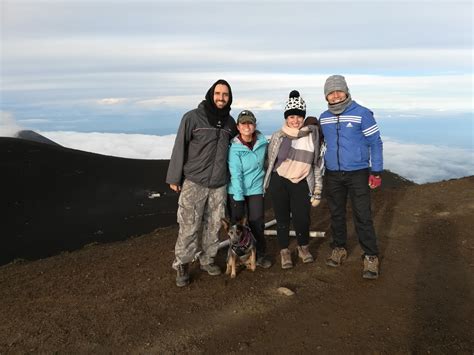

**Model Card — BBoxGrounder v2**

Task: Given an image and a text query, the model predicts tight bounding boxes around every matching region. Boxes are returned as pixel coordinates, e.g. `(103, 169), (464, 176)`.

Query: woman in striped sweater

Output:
(263, 90), (323, 269)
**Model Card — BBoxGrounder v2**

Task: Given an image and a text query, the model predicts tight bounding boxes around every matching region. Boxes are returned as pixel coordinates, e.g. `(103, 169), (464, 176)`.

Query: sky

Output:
(1, 0), (473, 182)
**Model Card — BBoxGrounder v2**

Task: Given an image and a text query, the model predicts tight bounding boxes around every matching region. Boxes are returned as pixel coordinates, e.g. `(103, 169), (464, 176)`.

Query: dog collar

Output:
(231, 226), (255, 257)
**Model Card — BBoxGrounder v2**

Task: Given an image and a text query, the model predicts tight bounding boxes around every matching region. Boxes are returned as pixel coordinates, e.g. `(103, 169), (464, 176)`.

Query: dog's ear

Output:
(221, 218), (231, 231)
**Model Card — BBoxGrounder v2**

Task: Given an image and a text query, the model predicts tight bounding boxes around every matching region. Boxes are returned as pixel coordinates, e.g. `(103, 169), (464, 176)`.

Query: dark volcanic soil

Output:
(1, 177), (473, 353)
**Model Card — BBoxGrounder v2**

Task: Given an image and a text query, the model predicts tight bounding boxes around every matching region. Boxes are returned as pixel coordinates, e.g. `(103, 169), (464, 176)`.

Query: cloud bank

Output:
(36, 131), (474, 184)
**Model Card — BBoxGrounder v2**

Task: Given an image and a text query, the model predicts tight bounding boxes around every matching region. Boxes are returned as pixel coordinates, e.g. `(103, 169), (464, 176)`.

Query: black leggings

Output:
(268, 172), (311, 249)
(227, 194), (266, 256)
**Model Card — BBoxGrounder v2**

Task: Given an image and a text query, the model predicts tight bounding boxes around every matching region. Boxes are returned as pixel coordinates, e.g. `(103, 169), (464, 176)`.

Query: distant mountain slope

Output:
(16, 130), (62, 146)
(1, 136), (177, 265)
(0, 134), (421, 265)
(379, 169), (416, 188)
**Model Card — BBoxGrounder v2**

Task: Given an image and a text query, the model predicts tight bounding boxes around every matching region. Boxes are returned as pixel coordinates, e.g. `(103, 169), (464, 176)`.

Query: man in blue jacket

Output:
(319, 75), (383, 279)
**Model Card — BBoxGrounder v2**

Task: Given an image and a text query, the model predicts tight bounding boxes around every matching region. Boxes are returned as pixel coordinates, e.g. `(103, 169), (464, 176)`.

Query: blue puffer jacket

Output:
(227, 132), (268, 201)
(319, 101), (383, 172)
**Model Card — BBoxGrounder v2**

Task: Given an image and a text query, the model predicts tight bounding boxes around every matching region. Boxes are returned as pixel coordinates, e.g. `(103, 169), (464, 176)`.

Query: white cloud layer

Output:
(36, 131), (473, 184)
(383, 138), (474, 183)
(0, 112), (22, 137)
(40, 131), (176, 161)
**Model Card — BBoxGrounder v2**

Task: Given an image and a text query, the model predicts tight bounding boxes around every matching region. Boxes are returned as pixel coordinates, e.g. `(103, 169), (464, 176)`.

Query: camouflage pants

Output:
(172, 179), (226, 269)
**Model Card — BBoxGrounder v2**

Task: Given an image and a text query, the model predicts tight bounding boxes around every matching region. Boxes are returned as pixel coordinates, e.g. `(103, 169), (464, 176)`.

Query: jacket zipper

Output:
(208, 127), (221, 186)
(336, 115), (341, 170)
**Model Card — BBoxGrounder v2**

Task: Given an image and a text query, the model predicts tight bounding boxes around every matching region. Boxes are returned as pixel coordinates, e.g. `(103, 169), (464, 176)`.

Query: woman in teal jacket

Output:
(227, 110), (271, 268)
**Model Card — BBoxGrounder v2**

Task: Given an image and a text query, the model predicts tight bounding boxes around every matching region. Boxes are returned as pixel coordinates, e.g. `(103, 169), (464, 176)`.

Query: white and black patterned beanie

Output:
(284, 90), (306, 118)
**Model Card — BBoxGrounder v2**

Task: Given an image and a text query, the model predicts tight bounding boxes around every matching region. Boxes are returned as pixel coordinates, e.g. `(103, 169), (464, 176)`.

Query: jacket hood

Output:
(202, 79), (233, 129)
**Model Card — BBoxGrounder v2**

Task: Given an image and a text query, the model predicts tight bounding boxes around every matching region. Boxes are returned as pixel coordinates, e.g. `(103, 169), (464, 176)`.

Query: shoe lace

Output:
(365, 256), (378, 271)
(177, 264), (186, 275)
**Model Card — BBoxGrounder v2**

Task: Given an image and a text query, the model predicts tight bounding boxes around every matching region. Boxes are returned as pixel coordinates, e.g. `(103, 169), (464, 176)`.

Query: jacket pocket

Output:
(177, 203), (195, 225)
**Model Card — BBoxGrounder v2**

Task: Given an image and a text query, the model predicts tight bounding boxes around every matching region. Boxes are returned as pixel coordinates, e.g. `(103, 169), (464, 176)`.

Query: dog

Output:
(221, 217), (257, 278)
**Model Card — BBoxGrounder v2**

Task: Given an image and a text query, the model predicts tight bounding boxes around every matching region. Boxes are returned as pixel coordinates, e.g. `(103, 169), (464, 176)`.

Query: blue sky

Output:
(1, 0), (473, 181)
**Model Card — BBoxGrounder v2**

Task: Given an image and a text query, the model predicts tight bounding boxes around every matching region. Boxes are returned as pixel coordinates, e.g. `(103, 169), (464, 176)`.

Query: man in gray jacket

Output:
(166, 79), (237, 287)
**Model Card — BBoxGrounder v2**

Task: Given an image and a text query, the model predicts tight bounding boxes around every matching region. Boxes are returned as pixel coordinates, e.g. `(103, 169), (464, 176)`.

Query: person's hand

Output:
(368, 175), (382, 189)
(310, 190), (322, 207)
(169, 184), (181, 192)
(310, 196), (321, 207)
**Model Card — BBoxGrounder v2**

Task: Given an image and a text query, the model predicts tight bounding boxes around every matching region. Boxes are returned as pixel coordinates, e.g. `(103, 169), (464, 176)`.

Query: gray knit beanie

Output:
(324, 75), (349, 99)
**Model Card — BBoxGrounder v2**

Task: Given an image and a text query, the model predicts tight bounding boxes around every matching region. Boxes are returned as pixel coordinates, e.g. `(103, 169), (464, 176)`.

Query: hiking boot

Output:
(200, 263), (222, 276)
(297, 245), (314, 263)
(256, 255), (272, 269)
(363, 255), (379, 279)
(326, 247), (347, 267)
(280, 248), (293, 269)
(176, 263), (190, 287)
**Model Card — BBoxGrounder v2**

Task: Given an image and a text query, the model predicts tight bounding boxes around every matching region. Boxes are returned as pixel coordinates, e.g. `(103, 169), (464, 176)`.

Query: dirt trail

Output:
(1, 177), (473, 353)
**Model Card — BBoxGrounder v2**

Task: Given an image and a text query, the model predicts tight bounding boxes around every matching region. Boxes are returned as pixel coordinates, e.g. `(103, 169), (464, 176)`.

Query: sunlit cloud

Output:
(136, 96), (201, 108)
(17, 118), (51, 124)
(232, 100), (277, 111)
(97, 98), (128, 105)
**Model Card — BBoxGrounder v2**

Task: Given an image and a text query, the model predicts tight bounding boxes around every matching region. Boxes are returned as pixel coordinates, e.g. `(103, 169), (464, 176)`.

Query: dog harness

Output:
(231, 226), (256, 257)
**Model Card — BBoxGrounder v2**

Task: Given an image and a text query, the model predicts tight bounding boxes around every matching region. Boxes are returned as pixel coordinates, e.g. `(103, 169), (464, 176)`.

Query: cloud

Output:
(4, 1), (471, 52)
(40, 131), (176, 160)
(136, 96), (201, 108)
(97, 98), (128, 105)
(3, 70), (472, 112)
(18, 118), (51, 124)
(1, 1), (472, 138)
(383, 138), (474, 184)
(232, 100), (277, 111)
(0, 112), (23, 137)
(36, 131), (474, 184)
(3, 37), (472, 76)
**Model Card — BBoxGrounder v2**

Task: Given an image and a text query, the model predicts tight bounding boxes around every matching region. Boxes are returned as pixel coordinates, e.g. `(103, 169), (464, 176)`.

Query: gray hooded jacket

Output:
(166, 102), (236, 188)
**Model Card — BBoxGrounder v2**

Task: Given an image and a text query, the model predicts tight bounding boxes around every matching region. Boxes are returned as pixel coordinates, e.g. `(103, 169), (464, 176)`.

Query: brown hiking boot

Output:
(297, 245), (314, 263)
(280, 248), (293, 269)
(363, 255), (379, 279)
(176, 263), (190, 287)
(326, 247), (347, 267)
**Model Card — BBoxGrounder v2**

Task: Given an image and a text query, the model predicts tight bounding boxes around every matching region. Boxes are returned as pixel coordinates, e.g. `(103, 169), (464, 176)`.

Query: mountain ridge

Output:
(0, 162), (472, 352)
(0, 135), (467, 266)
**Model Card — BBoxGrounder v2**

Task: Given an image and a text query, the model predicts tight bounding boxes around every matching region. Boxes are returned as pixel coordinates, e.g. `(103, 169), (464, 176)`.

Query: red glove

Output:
(368, 174), (382, 189)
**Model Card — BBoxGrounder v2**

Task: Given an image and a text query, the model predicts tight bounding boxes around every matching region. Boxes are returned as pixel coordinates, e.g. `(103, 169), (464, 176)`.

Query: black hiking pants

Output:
(324, 168), (378, 256)
(268, 172), (311, 249)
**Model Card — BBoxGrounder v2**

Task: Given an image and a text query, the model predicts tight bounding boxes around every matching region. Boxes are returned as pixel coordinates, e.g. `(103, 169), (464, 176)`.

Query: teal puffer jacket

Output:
(227, 132), (268, 201)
